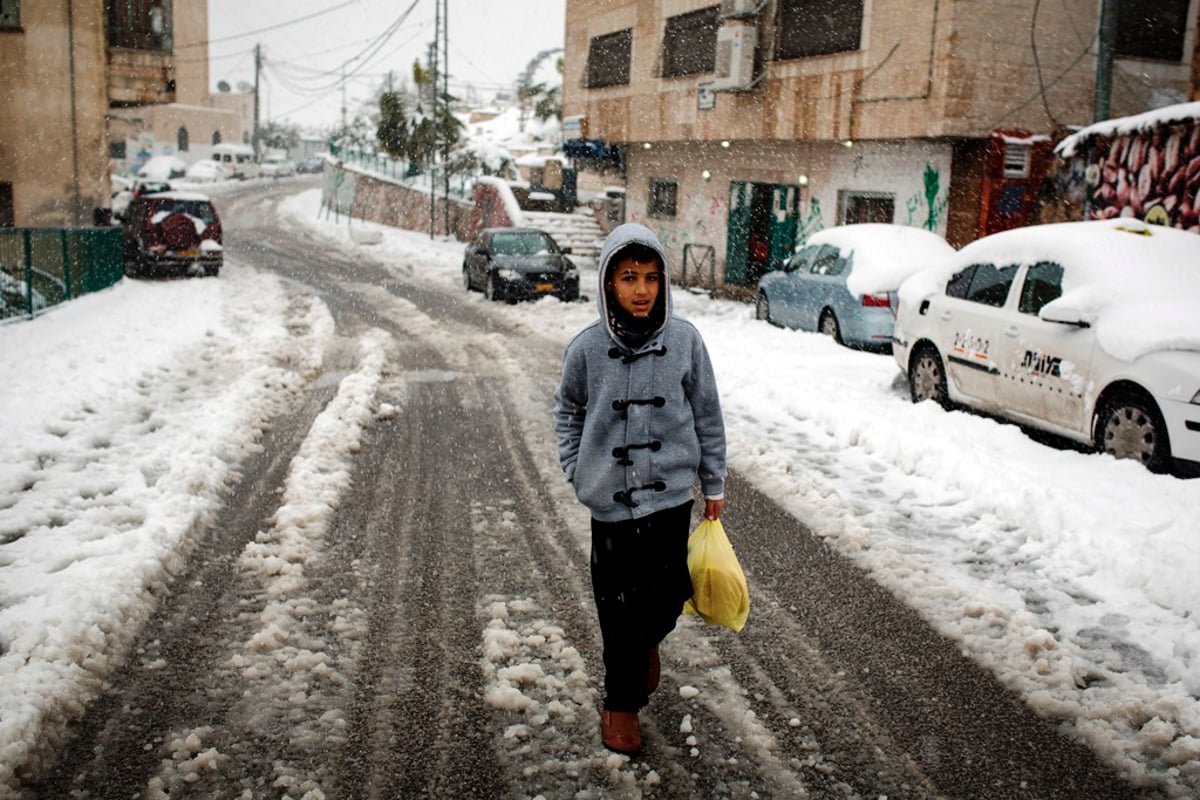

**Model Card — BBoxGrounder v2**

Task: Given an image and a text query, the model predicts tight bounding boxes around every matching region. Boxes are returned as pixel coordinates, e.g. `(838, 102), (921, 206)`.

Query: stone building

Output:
(1, 0), (248, 227)
(561, 0), (1198, 290)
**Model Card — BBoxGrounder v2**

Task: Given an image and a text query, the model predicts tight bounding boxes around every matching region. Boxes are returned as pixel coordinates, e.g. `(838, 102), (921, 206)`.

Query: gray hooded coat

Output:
(553, 223), (726, 522)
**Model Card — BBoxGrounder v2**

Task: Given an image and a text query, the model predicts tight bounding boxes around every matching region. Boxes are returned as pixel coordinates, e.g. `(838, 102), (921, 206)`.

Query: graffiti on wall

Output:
(903, 161), (948, 231)
(794, 198), (825, 248)
(1084, 124), (1200, 232)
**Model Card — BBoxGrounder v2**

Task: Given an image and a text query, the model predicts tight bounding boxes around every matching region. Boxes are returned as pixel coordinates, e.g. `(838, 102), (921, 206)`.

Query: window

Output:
(1116, 0), (1189, 61)
(808, 247), (843, 276)
(945, 266), (975, 299)
(1003, 143), (1030, 178)
(109, 140), (127, 159)
(964, 263), (1018, 307)
(0, 183), (13, 228)
(662, 6), (720, 78)
(649, 179), (678, 217)
(776, 0), (863, 60)
(587, 29), (633, 88)
(176, 126), (189, 153)
(0, 0), (19, 29)
(1018, 262), (1064, 315)
(840, 192), (894, 224)
(107, 0), (172, 52)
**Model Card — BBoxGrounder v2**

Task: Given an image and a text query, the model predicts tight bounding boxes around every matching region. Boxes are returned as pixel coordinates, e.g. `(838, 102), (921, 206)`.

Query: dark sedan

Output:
(462, 227), (580, 303)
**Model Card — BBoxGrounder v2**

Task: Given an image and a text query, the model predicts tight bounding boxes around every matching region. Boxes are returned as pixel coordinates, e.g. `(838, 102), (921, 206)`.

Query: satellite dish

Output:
(236, 81), (253, 94)
(216, 80), (231, 93)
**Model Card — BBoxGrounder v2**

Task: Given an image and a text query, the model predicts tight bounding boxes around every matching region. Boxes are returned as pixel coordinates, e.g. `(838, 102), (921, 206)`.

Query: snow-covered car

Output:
(136, 155), (187, 181)
(462, 227), (580, 302)
(296, 154), (325, 174)
(183, 159), (230, 183)
(260, 154), (295, 178)
(893, 218), (1200, 474)
(755, 223), (955, 351)
(121, 191), (223, 278)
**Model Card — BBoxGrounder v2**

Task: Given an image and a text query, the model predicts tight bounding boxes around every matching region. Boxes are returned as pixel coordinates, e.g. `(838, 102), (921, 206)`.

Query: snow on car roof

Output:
(806, 223), (956, 296)
(900, 219), (1200, 361)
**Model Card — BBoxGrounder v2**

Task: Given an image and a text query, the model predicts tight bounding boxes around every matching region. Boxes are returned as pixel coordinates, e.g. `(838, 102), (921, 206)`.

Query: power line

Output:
(179, 0), (368, 49)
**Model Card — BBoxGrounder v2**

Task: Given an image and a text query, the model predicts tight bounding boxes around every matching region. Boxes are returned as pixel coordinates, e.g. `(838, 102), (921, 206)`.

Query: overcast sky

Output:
(206, 0), (566, 131)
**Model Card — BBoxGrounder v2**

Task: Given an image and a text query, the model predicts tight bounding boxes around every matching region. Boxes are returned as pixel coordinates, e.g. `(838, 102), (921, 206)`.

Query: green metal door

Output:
(725, 181), (752, 285)
(768, 185), (800, 268)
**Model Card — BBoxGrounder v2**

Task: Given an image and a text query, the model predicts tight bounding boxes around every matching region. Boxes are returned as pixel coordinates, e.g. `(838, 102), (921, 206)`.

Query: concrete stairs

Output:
(523, 209), (605, 268)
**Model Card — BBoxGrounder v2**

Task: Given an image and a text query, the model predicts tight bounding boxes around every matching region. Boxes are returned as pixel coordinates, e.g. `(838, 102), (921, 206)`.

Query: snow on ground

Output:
(1, 188), (1198, 796)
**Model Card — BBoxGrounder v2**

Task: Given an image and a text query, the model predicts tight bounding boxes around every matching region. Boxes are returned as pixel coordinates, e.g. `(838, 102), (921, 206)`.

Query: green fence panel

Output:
(0, 227), (123, 321)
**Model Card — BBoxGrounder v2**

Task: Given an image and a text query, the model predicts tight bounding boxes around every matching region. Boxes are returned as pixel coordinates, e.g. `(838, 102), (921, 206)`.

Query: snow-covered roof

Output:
(1056, 101), (1200, 157)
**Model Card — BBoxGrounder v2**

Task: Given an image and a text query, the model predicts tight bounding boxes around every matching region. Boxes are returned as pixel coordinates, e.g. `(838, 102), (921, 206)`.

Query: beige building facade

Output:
(1, 0), (252, 228)
(563, 0), (1199, 289)
(1, 1), (111, 226)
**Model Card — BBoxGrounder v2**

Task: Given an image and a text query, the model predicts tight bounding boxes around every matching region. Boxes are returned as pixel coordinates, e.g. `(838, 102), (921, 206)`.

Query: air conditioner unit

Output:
(720, 0), (762, 18)
(712, 23), (757, 92)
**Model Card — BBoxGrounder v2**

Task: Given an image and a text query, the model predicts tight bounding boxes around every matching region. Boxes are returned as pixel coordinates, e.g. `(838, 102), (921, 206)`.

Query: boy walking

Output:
(554, 223), (727, 754)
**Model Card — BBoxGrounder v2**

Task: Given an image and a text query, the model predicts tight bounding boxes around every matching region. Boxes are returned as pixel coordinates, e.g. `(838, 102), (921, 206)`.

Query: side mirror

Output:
(561, 246), (573, 255)
(1040, 302), (1091, 328)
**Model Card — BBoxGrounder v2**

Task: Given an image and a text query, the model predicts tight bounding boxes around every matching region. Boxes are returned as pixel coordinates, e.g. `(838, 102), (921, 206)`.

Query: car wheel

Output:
(485, 271), (500, 302)
(819, 309), (842, 344)
(755, 291), (771, 323)
(908, 344), (949, 408)
(1095, 390), (1171, 472)
(462, 267), (473, 292)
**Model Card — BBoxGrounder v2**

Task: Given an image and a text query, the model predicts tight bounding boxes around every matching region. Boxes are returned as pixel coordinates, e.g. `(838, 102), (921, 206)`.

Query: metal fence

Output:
(0, 227), (124, 322)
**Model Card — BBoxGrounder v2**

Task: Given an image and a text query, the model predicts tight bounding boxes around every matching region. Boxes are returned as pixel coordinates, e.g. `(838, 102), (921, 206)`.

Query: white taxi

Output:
(892, 219), (1200, 474)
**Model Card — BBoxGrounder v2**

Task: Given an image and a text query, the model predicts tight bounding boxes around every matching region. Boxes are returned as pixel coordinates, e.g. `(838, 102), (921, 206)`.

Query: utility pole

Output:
(442, 0), (449, 236)
(253, 43), (262, 156)
(430, 2), (439, 239)
(1093, 0), (1117, 122)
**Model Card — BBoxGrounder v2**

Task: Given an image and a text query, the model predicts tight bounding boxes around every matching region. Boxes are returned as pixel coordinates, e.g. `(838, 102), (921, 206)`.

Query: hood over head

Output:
(597, 223), (672, 349)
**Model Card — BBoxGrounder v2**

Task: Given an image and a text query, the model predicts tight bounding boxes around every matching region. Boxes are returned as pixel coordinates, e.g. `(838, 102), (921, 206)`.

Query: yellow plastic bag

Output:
(682, 518), (749, 632)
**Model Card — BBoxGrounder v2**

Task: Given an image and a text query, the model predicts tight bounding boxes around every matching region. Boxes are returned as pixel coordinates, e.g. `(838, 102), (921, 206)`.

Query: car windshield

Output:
(491, 232), (557, 256)
(151, 201), (216, 224)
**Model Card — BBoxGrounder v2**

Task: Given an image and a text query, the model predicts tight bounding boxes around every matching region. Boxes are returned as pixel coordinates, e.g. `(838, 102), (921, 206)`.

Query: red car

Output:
(122, 191), (223, 278)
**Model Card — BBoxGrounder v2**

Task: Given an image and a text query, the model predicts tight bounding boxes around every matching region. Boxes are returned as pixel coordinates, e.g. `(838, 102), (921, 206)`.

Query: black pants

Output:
(590, 500), (695, 712)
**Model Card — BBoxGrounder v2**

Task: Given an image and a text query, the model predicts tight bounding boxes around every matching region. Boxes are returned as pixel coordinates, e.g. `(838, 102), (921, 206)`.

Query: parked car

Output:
(137, 155), (187, 181)
(260, 154), (295, 178)
(892, 218), (1200, 474)
(122, 191), (223, 278)
(755, 223), (955, 351)
(296, 154), (326, 174)
(462, 227), (580, 302)
(183, 159), (230, 184)
(111, 178), (173, 222)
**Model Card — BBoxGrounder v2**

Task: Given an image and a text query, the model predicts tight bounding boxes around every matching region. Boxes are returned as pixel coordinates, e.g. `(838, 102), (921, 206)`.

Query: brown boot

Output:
(646, 646), (661, 695)
(600, 710), (642, 754)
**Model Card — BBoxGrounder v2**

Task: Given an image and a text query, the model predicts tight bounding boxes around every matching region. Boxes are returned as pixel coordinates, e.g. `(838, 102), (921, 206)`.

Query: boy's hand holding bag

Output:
(682, 518), (750, 632)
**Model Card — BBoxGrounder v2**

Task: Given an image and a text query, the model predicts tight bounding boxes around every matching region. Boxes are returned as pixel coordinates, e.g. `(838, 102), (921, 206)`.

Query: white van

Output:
(211, 144), (259, 180)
